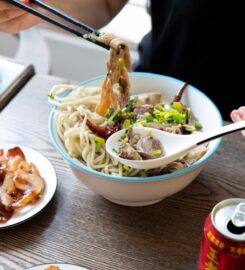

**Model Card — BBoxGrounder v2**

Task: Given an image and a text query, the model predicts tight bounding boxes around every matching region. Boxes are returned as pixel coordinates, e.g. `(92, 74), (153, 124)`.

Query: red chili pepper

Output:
(81, 116), (119, 139)
(172, 82), (188, 102)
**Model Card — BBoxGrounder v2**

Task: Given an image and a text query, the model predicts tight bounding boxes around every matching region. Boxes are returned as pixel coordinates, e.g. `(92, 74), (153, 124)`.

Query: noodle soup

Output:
(49, 73), (222, 206)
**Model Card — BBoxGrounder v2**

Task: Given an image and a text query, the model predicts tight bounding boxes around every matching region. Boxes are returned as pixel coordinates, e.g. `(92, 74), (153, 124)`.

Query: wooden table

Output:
(0, 74), (244, 270)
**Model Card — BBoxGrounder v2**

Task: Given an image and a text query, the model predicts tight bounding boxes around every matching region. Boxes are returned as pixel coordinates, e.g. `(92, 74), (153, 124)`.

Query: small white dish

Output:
(0, 143), (57, 229)
(26, 263), (88, 270)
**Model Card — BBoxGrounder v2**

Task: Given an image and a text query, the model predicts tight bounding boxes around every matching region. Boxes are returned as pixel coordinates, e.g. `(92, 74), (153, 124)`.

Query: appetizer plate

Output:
(26, 263), (88, 270)
(0, 143), (57, 229)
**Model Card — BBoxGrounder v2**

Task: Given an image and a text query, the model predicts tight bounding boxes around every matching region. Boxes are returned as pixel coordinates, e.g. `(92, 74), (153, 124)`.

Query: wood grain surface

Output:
(0, 74), (244, 270)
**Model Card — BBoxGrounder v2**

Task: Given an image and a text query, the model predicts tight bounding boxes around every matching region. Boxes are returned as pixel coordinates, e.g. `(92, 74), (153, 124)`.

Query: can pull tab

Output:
(231, 203), (245, 227)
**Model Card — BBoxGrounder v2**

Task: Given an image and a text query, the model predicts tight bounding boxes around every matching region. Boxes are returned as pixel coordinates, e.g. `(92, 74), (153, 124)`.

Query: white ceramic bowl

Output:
(49, 72), (222, 207)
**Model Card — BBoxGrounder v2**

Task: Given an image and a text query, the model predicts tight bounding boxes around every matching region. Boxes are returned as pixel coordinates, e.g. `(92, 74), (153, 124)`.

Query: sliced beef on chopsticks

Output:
(96, 33), (132, 116)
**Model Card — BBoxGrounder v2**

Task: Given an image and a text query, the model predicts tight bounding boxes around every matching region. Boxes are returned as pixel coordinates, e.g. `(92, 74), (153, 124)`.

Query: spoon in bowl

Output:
(105, 121), (245, 169)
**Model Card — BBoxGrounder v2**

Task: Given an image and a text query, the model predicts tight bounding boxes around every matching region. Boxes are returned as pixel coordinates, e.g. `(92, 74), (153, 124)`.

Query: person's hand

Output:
(0, 0), (41, 33)
(230, 106), (245, 137)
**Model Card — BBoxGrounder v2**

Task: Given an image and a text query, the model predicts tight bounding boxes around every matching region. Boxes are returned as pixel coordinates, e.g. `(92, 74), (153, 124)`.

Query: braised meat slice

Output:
(136, 92), (162, 106)
(136, 135), (164, 159)
(127, 128), (142, 148)
(119, 128), (164, 160)
(132, 104), (154, 119)
(119, 141), (142, 160)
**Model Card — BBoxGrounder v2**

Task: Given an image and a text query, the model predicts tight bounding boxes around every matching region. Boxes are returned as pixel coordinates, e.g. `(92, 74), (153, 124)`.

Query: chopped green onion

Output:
(119, 134), (129, 143)
(105, 108), (122, 123)
(135, 119), (147, 127)
(123, 165), (129, 171)
(151, 149), (162, 156)
(195, 121), (203, 130)
(126, 96), (138, 112)
(145, 113), (154, 122)
(105, 107), (115, 119)
(123, 119), (131, 129)
(48, 93), (55, 100)
(95, 136), (105, 145)
(112, 148), (119, 154)
(114, 110), (122, 122)
(172, 101), (183, 112)
(154, 104), (164, 111)
(121, 107), (127, 113)
(120, 134), (127, 140)
(95, 135), (106, 152)
(154, 108), (186, 124)
(96, 142), (101, 152)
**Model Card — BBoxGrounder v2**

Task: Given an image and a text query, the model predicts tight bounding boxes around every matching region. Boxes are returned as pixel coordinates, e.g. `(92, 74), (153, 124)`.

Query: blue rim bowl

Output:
(49, 72), (223, 183)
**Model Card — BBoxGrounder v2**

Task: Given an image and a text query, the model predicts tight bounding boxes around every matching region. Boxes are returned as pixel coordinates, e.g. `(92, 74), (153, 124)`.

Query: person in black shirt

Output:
(0, 0), (244, 120)
(134, 0), (244, 120)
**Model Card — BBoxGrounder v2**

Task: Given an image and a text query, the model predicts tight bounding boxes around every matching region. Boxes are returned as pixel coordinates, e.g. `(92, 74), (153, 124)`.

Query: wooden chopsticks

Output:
(7, 0), (110, 50)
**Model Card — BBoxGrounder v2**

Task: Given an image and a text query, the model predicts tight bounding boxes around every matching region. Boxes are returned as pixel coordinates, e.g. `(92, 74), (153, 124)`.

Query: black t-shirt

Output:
(134, 0), (244, 120)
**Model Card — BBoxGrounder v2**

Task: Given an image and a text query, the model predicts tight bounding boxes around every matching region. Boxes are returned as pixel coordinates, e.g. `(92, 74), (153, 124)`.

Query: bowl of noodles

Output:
(48, 72), (222, 207)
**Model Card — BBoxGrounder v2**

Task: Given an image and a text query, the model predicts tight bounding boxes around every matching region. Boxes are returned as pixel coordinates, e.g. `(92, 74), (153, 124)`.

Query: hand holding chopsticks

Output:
(6, 0), (110, 50)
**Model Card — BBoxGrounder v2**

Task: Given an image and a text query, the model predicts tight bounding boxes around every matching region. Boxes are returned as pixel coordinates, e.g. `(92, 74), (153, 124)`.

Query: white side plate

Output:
(0, 143), (57, 229)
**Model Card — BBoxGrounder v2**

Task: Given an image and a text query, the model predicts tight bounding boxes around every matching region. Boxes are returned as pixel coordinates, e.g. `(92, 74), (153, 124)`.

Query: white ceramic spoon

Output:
(106, 121), (245, 170)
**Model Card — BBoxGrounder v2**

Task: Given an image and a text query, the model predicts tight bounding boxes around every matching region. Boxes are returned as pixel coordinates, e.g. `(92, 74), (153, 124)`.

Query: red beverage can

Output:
(198, 198), (245, 270)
